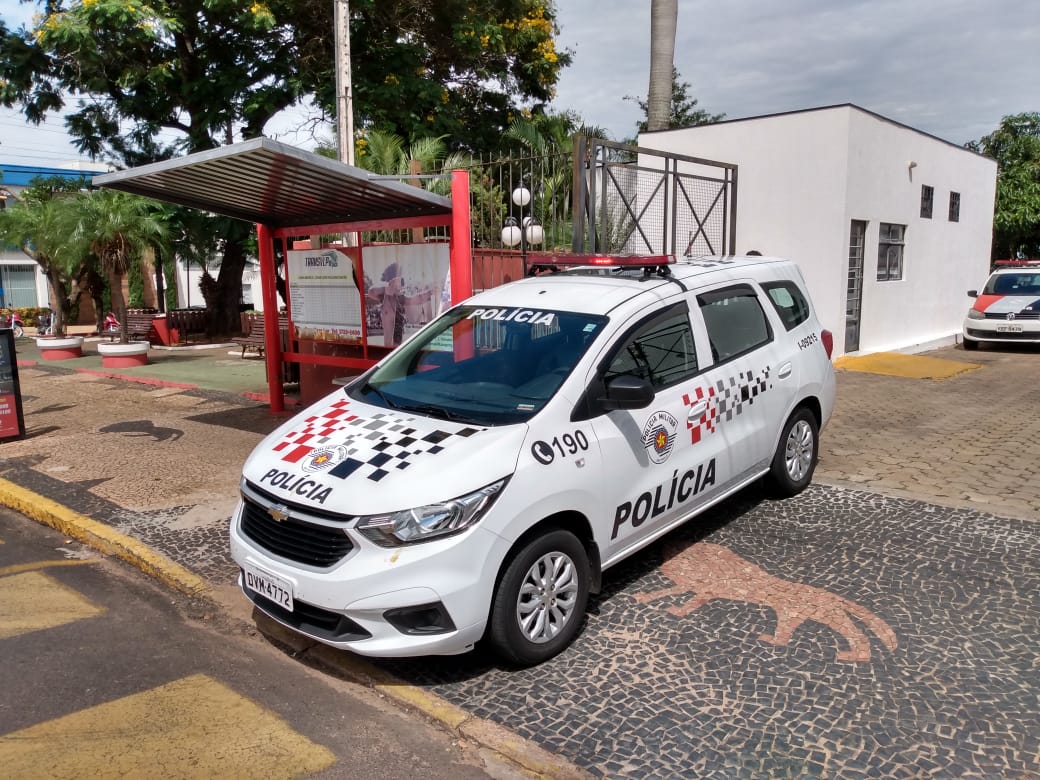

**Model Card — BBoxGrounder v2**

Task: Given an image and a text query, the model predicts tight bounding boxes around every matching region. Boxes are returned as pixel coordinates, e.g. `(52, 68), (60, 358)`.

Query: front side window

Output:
(878, 223), (905, 282)
(352, 305), (607, 425)
(697, 285), (773, 362)
(603, 307), (698, 389)
(762, 281), (811, 331)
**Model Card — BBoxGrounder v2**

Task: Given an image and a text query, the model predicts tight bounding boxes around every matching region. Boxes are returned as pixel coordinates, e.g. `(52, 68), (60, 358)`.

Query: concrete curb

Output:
(254, 613), (592, 780)
(0, 478), (210, 599)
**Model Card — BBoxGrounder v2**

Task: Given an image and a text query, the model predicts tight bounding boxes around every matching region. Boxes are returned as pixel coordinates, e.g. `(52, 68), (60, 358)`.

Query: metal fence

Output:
(572, 136), (738, 257)
(350, 135), (737, 290)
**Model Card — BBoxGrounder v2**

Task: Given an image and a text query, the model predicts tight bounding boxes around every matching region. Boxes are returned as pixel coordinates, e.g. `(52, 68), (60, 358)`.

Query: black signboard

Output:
(0, 328), (25, 441)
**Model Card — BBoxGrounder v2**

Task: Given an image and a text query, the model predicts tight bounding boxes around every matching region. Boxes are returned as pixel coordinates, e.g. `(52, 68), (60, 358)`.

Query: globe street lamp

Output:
(501, 185), (544, 276)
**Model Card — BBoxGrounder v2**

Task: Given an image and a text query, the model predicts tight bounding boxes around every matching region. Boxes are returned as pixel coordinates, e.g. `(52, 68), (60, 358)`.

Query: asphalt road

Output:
(0, 505), (520, 780)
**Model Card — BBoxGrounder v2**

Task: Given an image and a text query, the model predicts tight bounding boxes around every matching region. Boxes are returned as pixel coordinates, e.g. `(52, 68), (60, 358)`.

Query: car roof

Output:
(463, 255), (797, 317)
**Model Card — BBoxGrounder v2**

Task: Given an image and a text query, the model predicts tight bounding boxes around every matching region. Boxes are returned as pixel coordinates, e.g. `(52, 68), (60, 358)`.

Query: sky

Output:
(1, 0), (1038, 168)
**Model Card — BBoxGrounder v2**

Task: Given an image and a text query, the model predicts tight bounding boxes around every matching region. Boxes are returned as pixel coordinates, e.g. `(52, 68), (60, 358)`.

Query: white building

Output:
(640, 104), (998, 357)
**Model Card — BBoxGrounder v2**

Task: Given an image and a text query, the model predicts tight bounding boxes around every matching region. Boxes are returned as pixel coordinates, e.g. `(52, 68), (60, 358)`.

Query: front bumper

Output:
(963, 318), (1040, 343)
(229, 498), (512, 658)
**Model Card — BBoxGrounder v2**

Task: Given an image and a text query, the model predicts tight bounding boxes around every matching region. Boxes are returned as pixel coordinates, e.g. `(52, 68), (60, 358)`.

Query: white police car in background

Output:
(963, 262), (1040, 349)
(230, 254), (836, 666)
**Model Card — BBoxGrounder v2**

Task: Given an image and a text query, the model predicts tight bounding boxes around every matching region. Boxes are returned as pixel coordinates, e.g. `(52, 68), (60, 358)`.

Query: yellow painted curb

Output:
(0, 478), (209, 598)
(834, 352), (982, 380)
(301, 638), (591, 779)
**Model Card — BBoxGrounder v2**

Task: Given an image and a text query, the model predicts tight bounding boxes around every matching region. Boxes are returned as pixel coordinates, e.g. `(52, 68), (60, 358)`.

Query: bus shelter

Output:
(94, 137), (473, 412)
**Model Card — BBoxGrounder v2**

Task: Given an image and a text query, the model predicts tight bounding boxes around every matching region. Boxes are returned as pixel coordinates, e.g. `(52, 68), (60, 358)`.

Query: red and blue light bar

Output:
(525, 252), (676, 269)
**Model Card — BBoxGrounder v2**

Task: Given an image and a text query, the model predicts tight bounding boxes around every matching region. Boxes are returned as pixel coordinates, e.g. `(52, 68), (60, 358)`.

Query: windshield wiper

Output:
(362, 382), (400, 410)
(397, 402), (471, 422)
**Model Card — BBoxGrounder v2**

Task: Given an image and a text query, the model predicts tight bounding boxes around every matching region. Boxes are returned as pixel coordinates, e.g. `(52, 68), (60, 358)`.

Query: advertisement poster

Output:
(0, 329), (25, 441)
(287, 244), (450, 348)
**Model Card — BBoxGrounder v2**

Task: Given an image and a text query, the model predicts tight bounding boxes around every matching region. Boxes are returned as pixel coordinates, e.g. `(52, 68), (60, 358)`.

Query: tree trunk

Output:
(109, 269), (129, 343)
(201, 231), (250, 337)
(647, 0), (678, 132)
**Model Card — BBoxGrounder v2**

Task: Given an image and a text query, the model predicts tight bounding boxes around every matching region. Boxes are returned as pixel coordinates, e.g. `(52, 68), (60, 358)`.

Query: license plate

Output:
(243, 564), (294, 612)
(996, 324), (1023, 333)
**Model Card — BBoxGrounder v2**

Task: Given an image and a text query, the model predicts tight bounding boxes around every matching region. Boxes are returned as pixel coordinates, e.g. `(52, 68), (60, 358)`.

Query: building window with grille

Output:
(920, 185), (934, 219)
(877, 223), (905, 282)
(949, 191), (960, 222)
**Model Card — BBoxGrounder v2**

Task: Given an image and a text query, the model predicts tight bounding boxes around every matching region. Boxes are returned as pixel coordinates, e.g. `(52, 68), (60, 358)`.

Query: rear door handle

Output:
(778, 362), (793, 379)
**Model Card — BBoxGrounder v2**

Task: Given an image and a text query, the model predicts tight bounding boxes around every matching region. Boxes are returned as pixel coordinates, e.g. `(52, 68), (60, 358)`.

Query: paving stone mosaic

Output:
(378, 484), (1039, 779)
(5, 350), (1040, 778)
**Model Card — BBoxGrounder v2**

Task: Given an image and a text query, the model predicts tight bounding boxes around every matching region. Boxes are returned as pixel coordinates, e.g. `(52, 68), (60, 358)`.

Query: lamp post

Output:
(500, 185), (544, 276)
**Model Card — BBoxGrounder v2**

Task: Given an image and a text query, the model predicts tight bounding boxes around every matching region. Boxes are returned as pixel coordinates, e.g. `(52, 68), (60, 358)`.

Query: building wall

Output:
(640, 105), (997, 357)
(844, 111), (996, 353)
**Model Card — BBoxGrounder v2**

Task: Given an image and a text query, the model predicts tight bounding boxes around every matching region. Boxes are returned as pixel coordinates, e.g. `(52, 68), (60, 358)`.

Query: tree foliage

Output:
(968, 112), (1040, 260)
(81, 189), (169, 343)
(627, 67), (725, 138)
(303, 0), (572, 155)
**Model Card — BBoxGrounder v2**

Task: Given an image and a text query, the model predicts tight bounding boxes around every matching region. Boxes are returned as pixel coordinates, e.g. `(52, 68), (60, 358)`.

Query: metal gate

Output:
(572, 136), (737, 257)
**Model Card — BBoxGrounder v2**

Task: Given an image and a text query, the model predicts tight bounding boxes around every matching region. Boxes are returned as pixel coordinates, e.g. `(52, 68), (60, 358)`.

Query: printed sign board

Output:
(0, 328), (26, 441)
(287, 244), (450, 348)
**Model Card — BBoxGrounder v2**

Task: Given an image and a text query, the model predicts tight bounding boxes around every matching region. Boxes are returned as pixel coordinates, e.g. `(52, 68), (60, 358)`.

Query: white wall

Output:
(845, 111), (996, 353)
(640, 105), (997, 357)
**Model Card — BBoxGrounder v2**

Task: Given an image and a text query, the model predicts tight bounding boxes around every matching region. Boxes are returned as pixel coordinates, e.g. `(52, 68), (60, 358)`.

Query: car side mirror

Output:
(598, 374), (655, 411)
(967, 290), (978, 298)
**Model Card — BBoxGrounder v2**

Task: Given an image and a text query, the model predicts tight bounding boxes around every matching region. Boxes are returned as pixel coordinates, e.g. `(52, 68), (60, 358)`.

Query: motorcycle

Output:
(0, 310), (25, 338)
(103, 311), (120, 335)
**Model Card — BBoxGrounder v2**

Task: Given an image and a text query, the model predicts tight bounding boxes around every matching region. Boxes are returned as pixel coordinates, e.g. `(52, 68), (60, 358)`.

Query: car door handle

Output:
(687, 401), (708, 420)
(778, 362), (793, 379)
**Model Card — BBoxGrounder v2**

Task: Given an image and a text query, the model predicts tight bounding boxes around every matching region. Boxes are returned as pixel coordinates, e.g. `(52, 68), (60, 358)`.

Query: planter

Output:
(98, 341), (150, 368)
(36, 336), (84, 360)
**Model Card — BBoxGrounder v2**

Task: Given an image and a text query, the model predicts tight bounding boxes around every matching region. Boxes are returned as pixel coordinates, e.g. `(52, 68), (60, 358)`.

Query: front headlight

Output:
(355, 479), (507, 547)
(967, 309), (985, 320)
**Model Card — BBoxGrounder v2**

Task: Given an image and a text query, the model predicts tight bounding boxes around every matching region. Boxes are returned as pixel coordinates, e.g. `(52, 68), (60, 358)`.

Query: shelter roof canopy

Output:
(92, 137), (453, 231)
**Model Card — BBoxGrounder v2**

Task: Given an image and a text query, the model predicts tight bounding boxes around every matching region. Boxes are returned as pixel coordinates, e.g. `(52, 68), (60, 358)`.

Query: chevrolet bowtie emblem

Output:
(267, 504), (290, 522)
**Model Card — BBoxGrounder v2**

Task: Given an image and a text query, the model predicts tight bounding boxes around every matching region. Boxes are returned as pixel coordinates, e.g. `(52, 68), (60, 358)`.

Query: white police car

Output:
(963, 262), (1040, 349)
(230, 254), (836, 666)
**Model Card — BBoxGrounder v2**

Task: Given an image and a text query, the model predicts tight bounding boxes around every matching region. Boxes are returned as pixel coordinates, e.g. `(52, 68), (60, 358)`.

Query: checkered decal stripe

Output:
(683, 366), (772, 444)
(272, 398), (483, 482)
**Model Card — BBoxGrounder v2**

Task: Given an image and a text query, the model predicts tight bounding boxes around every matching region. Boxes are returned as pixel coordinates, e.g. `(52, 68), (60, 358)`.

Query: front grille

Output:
(240, 493), (354, 567)
(246, 588), (371, 642)
(983, 312), (1040, 320)
(966, 327), (1040, 340)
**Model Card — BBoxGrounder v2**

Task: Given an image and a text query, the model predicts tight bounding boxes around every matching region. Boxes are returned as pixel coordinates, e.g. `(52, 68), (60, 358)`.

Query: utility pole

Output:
(334, 0), (355, 166)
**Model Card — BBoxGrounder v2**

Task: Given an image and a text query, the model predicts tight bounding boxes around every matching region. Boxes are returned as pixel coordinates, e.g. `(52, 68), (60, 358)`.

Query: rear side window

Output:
(762, 281), (811, 331)
(697, 285), (772, 362)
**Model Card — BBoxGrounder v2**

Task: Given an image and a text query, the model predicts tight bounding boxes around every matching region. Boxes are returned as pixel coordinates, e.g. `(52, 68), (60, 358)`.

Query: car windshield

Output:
(984, 272), (1040, 296)
(349, 305), (607, 425)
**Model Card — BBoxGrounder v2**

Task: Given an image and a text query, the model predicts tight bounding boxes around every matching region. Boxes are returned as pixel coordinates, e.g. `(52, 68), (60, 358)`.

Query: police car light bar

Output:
(525, 252), (675, 269)
(994, 259), (1040, 267)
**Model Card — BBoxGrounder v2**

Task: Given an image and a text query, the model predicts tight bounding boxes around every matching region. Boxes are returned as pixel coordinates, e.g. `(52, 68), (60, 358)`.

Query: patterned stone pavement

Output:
(2, 345), (1039, 777)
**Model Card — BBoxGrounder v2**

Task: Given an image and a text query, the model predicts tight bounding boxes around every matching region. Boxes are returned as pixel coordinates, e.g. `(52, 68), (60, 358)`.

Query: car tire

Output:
(769, 407), (819, 497)
(962, 338), (979, 351)
(487, 529), (590, 666)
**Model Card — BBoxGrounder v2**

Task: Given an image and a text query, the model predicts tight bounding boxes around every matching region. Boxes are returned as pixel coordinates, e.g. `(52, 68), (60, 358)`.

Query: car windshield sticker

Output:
(684, 367), (772, 444)
(271, 398), (483, 483)
(466, 308), (556, 326)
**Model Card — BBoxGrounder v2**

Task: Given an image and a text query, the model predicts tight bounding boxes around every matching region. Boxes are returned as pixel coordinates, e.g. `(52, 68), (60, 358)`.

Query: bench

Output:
(232, 318), (267, 357)
(125, 311), (157, 342)
(166, 308), (208, 344)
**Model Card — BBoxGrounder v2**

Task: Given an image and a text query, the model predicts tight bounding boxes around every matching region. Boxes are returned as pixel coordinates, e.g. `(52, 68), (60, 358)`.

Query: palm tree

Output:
(81, 190), (169, 344)
(647, 0), (678, 132)
(0, 194), (89, 337)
